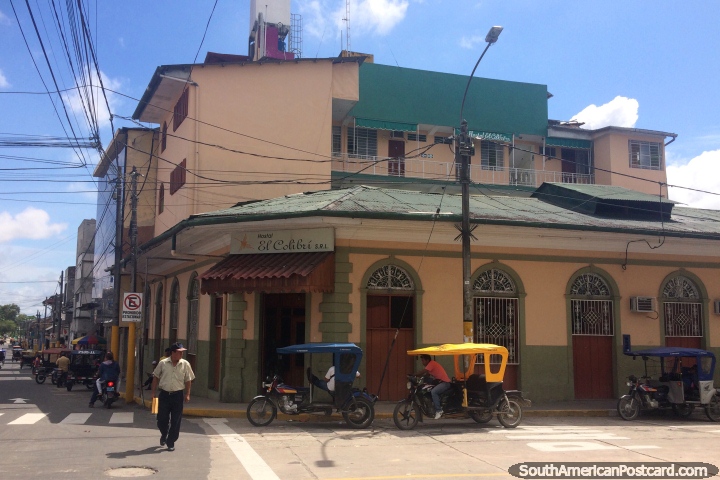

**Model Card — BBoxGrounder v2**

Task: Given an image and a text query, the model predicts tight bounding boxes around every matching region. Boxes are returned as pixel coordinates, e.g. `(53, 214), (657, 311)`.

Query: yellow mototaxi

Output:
(393, 343), (531, 429)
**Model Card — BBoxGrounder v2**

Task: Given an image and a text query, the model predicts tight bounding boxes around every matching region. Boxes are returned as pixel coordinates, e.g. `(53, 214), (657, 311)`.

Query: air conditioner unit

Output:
(630, 296), (656, 313)
(714, 300), (720, 315)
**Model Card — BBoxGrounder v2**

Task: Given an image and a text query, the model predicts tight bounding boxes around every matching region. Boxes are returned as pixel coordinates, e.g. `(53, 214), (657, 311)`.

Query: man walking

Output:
(151, 343), (195, 452)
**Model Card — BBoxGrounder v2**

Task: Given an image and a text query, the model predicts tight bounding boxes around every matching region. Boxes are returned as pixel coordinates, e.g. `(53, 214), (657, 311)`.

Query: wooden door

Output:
(262, 294), (306, 387)
(388, 140), (405, 176)
(573, 335), (614, 398)
(366, 294), (414, 401)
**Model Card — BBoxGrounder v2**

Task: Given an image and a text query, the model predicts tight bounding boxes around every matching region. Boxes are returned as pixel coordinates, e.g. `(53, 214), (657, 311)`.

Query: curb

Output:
(128, 394), (617, 420)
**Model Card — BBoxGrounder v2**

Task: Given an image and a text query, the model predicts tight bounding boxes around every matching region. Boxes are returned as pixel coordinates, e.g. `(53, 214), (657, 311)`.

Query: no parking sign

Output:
(122, 293), (143, 322)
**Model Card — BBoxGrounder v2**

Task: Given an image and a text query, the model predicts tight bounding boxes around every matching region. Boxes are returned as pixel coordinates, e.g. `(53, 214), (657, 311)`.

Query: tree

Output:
(0, 304), (20, 322)
(0, 319), (17, 336)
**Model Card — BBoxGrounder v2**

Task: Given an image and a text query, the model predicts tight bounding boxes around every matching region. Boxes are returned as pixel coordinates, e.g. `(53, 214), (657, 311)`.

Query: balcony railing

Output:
(331, 154), (594, 187)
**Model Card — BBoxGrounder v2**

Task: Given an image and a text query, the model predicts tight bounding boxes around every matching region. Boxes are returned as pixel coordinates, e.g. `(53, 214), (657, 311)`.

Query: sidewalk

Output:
(129, 391), (618, 419)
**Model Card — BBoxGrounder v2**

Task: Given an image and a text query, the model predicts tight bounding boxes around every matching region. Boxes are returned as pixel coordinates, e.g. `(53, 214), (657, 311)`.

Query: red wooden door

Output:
(573, 335), (614, 399)
(388, 140), (405, 176)
(366, 295), (414, 401)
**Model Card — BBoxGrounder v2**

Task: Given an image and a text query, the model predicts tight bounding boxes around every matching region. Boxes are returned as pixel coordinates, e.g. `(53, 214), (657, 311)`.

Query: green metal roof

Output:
(137, 185), (720, 256)
(532, 183), (677, 221)
(348, 63), (548, 137)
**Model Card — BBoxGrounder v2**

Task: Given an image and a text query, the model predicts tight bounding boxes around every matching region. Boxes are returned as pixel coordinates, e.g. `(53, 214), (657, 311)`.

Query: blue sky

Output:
(1, 0), (719, 314)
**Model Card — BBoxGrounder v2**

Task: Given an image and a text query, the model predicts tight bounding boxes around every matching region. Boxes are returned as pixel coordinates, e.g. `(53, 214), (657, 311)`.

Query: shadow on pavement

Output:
(106, 446), (167, 459)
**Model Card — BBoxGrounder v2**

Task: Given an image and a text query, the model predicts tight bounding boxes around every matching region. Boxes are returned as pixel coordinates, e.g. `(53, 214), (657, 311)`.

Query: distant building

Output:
(72, 219), (96, 339)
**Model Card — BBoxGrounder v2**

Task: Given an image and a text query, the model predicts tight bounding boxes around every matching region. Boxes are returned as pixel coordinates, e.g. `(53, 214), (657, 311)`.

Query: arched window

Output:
(169, 279), (179, 345)
(569, 273), (613, 336)
(473, 268), (519, 364)
(365, 263), (416, 401)
(186, 273), (199, 357)
(662, 275), (702, 338)
(367, 265), (414, 290)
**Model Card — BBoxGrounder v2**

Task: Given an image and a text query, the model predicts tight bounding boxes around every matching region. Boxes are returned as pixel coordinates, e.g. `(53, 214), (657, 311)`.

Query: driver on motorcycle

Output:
(415, 354), (451, 419)
(89, 352), (120, 407)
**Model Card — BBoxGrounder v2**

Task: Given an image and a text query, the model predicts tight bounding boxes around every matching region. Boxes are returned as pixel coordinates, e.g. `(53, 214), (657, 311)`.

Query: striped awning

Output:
(200, 252), (335, 295)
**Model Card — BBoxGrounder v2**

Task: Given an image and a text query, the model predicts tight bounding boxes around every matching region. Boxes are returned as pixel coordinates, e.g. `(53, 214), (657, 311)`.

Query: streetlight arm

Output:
(459, 41), (493, 125)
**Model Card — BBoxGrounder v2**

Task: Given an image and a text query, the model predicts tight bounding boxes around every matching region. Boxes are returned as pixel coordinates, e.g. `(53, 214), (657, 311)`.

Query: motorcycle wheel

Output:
(705, 395), (720, 422)
(672, 403), (694, 417)
(246, 397), (277, 427)
(393, 399), (420, 430)
(342, 397), (374, 429)
(66, 381), (73, 392)
(51, 374), (57, 385)
(35, 373), (46, 384)
(497, 399), (523, 428)
(617, 394), (641, 421)
(469, 409), (493, 424)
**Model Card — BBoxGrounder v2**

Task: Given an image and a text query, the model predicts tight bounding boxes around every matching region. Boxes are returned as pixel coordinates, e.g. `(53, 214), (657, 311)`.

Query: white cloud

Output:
(459, 35), (484, 50)
(63, 70), (122, 130)
(297, 0), (408, 40)
(667, 149), (720, 209)
(0, 9), (10, 26)
(0, 208), (67, 243)
(0, 69), (9, 89)
(571, 96), (638, 130)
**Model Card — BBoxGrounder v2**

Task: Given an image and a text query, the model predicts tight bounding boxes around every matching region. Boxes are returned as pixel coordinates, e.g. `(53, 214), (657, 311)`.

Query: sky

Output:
(1, 0), (719, 315)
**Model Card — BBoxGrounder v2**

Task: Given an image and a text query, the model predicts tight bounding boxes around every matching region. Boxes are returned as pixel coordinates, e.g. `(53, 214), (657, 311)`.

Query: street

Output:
(1, 361), (719, 479)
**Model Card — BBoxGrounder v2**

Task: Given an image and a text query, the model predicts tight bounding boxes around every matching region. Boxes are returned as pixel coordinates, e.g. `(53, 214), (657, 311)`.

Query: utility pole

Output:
(36, 311), (40, 351)
(111, 160), (124, 359)
(125, 166), (140, 402)
(58, 270), (64, 346)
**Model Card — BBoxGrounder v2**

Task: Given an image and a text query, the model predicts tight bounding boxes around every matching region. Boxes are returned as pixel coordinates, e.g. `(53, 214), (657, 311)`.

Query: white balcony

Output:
(331, 155), (594, 188)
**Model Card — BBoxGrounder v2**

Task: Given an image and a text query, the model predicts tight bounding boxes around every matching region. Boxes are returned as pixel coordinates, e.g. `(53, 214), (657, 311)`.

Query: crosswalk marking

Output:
(60, 413), (92, 424)
(109, 412), (133, 424)
(8, 413), (47, 425)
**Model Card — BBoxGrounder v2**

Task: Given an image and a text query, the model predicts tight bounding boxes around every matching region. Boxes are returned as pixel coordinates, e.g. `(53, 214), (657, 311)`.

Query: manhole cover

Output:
(105, 467), (157, 477)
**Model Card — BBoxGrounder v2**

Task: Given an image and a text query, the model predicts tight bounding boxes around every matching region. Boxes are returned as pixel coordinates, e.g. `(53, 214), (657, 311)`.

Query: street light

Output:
(457, 26), (503, 343)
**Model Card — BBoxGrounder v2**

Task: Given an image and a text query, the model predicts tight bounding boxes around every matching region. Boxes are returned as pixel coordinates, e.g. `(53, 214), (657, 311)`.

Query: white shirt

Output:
(325, 366), (360, 392)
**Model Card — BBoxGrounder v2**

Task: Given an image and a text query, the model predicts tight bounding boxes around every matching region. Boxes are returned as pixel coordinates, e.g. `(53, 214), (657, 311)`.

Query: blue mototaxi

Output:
(621, 344), (719, 421)
(65, 349), (104, 391)
(246, 342), (376, 429)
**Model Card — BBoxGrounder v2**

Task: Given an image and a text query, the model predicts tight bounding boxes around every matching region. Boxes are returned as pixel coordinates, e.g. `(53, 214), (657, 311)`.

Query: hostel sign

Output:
(122, 293), (143, 322)
(231, 228), (334, 254)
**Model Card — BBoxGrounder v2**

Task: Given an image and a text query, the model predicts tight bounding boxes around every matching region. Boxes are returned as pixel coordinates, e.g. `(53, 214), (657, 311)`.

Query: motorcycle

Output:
(247, 343), (376, 429)
(97, 379), (120, 408)
(618, 338), (720, 422)
(393, 343), (531, 430)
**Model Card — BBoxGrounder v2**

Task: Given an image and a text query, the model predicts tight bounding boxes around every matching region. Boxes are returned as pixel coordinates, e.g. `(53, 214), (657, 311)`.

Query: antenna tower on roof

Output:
(342, 0), (350, 56)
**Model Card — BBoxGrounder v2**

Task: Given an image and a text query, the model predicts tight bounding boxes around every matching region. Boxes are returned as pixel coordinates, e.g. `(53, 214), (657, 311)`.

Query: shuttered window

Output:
(629, 140), (661, 170)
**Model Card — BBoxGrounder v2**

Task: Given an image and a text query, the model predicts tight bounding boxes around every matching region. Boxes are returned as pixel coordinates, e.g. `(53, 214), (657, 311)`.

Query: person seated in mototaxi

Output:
(681, 364), (699, 397)
(308, 365), (360, 393)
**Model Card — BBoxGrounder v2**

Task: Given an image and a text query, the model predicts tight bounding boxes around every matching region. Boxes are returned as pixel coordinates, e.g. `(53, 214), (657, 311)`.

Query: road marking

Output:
(109, 412), (133, 424)
(204, 418), (280, 480)
(60, 413), (92, 424)
(0, 377), (33, 381)
(512, 434), (629, 440)
(8, 413), (47, 425)
(527, 441), (619, 452)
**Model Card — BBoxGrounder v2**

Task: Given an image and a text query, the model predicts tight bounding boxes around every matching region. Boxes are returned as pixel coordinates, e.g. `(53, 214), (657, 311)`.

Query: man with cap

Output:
(151, 343), (195, 451)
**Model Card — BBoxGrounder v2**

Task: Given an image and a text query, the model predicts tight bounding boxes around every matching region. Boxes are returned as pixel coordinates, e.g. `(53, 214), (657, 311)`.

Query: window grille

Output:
(347, 127), (377, 157)
(391, 131), (405, 139)
(664, 302), (702, 337)
(434, 136), (452, 145)
(367, 265), (414, 290)
(662, 275), (700, 299)
(173, 88), (189, 132)
(571, 299), (614, 335)
(570, 273), (611, 296)
(481, 140), (503, 169)
(187, 274), (199, 355)
(629, 140), (661, 170)
(473, 269), (516, 294)
(332, 126), (342, 155)
(662, 275), (702, 337)
(407, 133), (427, 142)
(475, 297), (519, 364)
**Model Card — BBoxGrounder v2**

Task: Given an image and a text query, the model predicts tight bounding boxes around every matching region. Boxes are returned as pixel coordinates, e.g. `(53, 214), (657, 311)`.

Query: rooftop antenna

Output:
(342, 0), (350, 56)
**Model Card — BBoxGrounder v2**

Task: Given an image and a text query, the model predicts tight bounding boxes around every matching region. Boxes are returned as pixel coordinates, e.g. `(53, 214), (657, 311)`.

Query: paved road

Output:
(1, 361), (719, 479)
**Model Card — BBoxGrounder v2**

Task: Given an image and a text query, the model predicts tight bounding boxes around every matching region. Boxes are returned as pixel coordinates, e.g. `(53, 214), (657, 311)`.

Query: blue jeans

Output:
(431, 382), (451, 411)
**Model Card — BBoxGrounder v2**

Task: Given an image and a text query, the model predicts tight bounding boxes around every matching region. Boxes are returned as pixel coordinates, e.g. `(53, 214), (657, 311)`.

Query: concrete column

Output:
(220, 293), (247, 402)
(319, 248), (353, 342)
